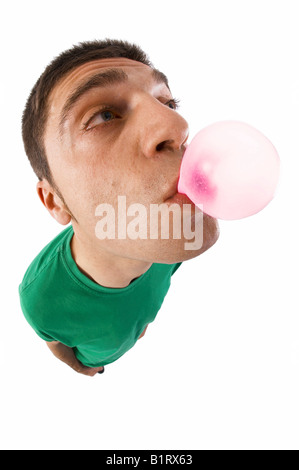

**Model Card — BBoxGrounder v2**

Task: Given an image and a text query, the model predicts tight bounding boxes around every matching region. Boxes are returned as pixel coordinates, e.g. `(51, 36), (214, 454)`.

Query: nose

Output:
(139, 98), (189, 159)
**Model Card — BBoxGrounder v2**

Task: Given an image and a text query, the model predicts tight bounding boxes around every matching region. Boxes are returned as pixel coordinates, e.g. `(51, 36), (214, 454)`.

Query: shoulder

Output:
(18, 226), (74, 342)
(19, 226), (73, 293)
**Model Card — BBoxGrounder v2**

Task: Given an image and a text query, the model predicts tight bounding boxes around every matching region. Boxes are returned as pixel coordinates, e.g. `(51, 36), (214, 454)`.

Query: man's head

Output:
(22, 39), (218, 263)
(22, 40), (156, 187)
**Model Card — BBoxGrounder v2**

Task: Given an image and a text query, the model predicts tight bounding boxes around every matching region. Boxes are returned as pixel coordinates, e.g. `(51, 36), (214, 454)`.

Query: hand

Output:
(46, 341), (104, 377)
(74, 364), (105, 377)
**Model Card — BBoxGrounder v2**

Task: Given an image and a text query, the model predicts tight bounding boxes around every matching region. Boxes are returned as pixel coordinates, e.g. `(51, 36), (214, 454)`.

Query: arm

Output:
(46, 341), (104, 377)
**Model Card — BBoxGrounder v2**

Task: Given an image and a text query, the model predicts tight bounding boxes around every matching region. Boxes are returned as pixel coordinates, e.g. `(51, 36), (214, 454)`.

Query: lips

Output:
(165, 191), (194, 207)
(163, 145), (188, 202)
(164, 179), (180, 201)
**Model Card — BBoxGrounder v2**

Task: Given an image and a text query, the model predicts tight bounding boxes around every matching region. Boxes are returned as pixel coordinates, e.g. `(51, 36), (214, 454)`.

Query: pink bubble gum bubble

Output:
(177, 121), (280, 220)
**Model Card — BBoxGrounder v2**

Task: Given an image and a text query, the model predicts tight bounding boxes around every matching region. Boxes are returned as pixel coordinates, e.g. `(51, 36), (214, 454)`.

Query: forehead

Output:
(48, 57), (159, 112)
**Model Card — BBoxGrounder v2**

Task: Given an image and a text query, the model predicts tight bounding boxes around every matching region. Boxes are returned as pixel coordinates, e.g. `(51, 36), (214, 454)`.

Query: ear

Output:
(36, 180), (71, 225)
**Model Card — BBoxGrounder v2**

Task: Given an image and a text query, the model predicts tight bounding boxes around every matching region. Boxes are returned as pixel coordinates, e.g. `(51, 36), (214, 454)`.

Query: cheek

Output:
(74, 138), (123, 187)
(61, 135), (158, 215)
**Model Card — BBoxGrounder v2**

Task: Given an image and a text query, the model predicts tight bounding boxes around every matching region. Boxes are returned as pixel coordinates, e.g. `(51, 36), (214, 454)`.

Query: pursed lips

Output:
(163, 144), (188, 201)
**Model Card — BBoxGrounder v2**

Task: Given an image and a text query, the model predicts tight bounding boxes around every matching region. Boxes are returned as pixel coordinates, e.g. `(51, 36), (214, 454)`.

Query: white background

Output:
(1, 0), (299, 450)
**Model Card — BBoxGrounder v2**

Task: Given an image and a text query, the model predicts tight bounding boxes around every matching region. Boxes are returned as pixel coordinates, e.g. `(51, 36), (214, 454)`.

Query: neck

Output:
(70, 227), (152, 289)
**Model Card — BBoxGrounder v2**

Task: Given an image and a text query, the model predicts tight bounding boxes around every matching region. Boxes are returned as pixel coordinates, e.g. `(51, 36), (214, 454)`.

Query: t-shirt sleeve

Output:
(19, 284), (56, 342)
(171, 262), (182, 276)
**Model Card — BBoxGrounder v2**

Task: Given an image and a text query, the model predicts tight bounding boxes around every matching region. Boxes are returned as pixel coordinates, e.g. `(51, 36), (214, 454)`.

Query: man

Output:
(19, 39), (219, 376)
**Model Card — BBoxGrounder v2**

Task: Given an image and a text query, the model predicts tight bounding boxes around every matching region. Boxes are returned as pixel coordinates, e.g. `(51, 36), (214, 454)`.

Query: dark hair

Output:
(22, 39), (153, 186)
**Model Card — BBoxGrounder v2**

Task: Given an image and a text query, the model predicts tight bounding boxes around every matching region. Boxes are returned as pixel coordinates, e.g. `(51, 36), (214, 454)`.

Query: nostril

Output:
(156, 141), (165, 152)
(156, 140), (173, 152)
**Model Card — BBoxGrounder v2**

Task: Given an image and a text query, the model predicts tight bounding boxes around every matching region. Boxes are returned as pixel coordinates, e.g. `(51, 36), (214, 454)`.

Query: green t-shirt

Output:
(19, 226), (182, 367)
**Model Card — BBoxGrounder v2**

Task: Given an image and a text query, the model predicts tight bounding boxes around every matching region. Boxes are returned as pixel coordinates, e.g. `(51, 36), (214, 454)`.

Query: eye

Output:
(100, 110), (116, 121)
(165, 98), (180, 110)
(84, 108), (117, 130)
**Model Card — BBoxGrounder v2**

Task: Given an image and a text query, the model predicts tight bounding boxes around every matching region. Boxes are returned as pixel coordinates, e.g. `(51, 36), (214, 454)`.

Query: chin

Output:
(133, 232), (219, 264)
(151, 213), (220, 263)
(96, 212), (220, 264)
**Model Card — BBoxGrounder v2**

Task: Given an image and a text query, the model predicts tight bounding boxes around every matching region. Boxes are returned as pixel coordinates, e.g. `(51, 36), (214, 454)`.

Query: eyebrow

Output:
(58, 67), (170, 134)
